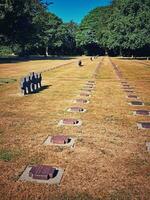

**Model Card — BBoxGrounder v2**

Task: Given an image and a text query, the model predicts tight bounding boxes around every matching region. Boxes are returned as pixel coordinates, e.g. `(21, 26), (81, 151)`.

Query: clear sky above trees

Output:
(48, 0), (112, 23)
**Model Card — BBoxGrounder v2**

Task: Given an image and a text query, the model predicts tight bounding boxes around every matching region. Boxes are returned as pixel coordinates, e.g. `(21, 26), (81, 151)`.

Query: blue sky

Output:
(48, 0), (112, 24)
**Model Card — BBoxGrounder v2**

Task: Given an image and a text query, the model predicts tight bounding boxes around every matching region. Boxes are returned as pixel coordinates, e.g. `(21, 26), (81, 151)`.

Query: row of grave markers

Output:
(109, 57), (150, 152)
(19, 57), (99, 184)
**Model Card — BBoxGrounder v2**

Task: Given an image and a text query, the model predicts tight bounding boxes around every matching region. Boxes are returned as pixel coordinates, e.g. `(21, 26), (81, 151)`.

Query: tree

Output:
(0, 0), (46, 55)
(75, 7), (102, 55)
(54, 21), (78, 55)
(32, 11), (62, 56)
(105, 0), (150, 56)
(75, 7), (114, 55)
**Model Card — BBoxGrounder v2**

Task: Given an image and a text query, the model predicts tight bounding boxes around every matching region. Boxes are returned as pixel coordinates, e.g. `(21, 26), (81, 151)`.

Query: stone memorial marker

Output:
(75, 99), (89, 104)
(134, 110), (150, 116)
(51, 135), (70, 144)
(26, 76), (32, 94)
(67, 107), (86, 113)
(129, 101), (144, 106)
(137, 122), (150, 129)
(43, 135), (75, 148)
(19, 165), (63, 184)
(58, 118), (82, 126)
(80, 93), (90, 97)
(20, 77), (27, 95)
(127, 95), (138, 99)
(20, 72), (42, 95)
(146, 142), (150, 152)
(29, 165), (56, 180)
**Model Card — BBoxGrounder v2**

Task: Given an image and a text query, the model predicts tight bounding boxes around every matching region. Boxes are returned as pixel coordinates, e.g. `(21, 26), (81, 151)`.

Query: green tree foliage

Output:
(105, 0), (150, 55)
(54, 21), (78, 55)
(0, 0), (150, 56)
(75, 0), (150, 56)
(32, 11), (62, 56)
(76, 6), (113, 55)
(76, 8), (101, 55)
(0, 0), (44, 55)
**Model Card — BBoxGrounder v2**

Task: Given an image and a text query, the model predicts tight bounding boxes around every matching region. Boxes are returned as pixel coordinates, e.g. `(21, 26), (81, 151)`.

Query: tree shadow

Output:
(0, 56), (76, 64)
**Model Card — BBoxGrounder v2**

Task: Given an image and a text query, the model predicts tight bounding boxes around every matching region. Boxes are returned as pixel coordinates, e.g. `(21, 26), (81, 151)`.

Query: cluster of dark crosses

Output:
(20, 72), (42, 95)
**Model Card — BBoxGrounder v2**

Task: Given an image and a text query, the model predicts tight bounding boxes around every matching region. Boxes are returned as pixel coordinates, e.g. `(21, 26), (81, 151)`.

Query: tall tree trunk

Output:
(119, 47), (122, 57)
(20, 44), (26, 57)
(105, 48), (108, 56)
(45, 46), (49, 57)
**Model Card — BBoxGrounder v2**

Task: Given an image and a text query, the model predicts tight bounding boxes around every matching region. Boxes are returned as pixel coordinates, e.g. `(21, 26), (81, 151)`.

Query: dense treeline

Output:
(0, 0), (150, 57)
(0, 0), (78, 56)
(77, 0), (150, 56)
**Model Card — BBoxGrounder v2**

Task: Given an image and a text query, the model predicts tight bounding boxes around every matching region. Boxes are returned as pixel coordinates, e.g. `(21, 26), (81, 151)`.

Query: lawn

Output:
(0, 56), (149, 200)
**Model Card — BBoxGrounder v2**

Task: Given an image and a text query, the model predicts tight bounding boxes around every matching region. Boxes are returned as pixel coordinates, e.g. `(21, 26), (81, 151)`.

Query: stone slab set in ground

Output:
(19, 165), (64, 184)
(67, 107), (86, 113)
(146, 142), (150, 152)
(81, 89), (92, 92)
(43, 135), (75, 148)
(125, 90), (135, 93)
(80, 93), (91, 97)
(129, 101), (144, 106)
(127, 95), (139, 99)
(137, 122), (150, 129)
(74, 99), (89, 104)
(133, 110), (150, 116)
(58, 118), (82, 126)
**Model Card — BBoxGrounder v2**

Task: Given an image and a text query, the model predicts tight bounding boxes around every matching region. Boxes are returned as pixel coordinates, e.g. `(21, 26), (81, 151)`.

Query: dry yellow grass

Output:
(0, 56), (149, 200)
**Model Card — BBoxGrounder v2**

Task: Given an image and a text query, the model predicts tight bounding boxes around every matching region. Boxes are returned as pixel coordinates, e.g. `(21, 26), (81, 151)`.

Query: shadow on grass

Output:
(25, 85), (52, 95)
(40, 85), (52, 91)
(0, 56), (76, 64)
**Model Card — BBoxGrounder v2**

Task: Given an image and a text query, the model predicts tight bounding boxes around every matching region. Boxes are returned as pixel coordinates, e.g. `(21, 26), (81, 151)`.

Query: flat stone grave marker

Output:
(51, 135), (69, 144)
(146, 142), (150, 152)
(137, 122), (150, 129)
(85, 84), (95, 88)
(129, 101), (144, 106)
(85, 86), (94, 89)
(67, 107), (86, 113)
(86, 83), (95, 85)
(19, 165), (63, 184)
(133, 110), (150, 116)
(87, 81), (95, 83)
(123, 86), (134, 90)
(81, 89), (92, 92)
(58, 118), (82, 126)
(127, 95), (139, 99)
(75, 99), (89, 104)
(122, 84), (130, 87)
(80, 93), (90, 97)
(125, 90), (134, 93)
(43, 135), (75, 148)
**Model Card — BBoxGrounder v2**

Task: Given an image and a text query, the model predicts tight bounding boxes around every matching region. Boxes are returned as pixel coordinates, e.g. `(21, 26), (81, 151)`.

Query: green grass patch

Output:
(0, 78), (17, 85)
(0, 149), (22, 162)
